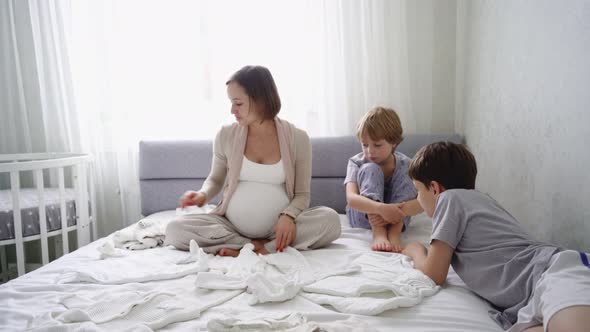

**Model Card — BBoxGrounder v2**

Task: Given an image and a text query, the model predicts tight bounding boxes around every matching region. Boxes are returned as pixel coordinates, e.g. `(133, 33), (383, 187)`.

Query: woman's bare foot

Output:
(252, 239), (270, 255)
(217, 248), (240, 257)
(372, 235), (393, 252)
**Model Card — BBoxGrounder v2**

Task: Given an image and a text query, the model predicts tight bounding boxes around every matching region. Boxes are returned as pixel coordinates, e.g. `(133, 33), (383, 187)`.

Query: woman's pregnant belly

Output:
(225, 181), (290, 238)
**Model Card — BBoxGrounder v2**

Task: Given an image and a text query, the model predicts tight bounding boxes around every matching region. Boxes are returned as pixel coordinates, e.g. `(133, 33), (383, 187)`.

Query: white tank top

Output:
(225, 156), (290, 238)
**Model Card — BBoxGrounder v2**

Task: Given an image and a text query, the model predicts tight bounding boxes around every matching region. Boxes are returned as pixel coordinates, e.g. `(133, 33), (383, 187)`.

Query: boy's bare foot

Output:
(252, 239), (270, 255)
(389, 239), (403, 253)
(217, 248), (240, 257)
(371, 235), (393, 252)
(387, 222), (404, 253)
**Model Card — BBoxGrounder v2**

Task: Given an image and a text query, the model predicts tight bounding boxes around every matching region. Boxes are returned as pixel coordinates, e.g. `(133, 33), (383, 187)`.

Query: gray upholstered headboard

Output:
(139, 134), (463, 216)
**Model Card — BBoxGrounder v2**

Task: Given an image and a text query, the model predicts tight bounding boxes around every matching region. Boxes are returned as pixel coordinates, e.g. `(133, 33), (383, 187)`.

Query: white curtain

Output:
(0, 0), (80, 153)
(1, 0), (453, 236)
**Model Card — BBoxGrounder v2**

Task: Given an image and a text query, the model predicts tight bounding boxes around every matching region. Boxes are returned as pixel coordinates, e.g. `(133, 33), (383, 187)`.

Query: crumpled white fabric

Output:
(97, 241), (128, 259)
(207, 309), (306, 332)
(300, 252), (440, 315)
(206, 308), (371, 332)
(195, 244), (360, 305)
(57, 246), (209, 284)
(111, 205), (214, 251)
(245, 272), (302, 305)
(112, 221), (166, 250)
(261, 247), (362, 284)
(175, 239), (210, 270)
(57, 290), (176, 323)
(195, 244), (299, 304)
(30, 277), (242, 331)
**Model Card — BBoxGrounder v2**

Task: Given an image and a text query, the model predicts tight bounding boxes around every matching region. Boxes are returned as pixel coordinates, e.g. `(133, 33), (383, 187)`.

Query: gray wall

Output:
(456, 0), (590, 250)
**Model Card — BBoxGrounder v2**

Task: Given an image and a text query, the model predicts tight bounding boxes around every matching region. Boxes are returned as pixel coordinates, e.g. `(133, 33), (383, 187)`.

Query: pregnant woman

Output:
(165, 65), (341, 256)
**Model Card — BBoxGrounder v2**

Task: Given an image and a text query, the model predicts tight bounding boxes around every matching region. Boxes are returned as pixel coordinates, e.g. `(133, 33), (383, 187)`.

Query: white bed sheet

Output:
(0, 213), (503, 332)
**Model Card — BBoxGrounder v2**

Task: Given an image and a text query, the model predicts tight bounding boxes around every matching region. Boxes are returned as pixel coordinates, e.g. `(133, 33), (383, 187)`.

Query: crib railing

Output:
(0, 153), (96, 278)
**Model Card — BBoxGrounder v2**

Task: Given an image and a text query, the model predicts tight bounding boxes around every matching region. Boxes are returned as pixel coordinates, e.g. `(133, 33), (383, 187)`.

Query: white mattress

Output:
(0, 188), (78, 240)
(0, 213), (503, 332)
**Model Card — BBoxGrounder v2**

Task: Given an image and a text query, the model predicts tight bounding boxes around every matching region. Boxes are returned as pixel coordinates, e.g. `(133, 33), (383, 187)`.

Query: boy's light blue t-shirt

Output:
(431, 189), (562, 329)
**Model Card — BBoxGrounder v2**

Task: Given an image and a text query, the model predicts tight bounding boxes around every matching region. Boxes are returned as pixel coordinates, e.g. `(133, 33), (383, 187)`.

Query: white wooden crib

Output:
(0, 153), (96, 280)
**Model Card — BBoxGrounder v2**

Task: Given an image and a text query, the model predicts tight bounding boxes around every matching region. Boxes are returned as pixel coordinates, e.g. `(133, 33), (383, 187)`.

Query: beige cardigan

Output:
(200, 117), (312, 219)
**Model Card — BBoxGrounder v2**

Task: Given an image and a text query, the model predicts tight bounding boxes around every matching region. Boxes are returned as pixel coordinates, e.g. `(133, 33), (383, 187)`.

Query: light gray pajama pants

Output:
(164, 206), (341, 254)
(346, 163), (411, 230)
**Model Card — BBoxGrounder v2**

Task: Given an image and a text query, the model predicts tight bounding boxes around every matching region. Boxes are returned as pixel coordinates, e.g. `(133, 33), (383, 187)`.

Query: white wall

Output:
(406, 0), (457, 134)
(456, 0), (590, 250)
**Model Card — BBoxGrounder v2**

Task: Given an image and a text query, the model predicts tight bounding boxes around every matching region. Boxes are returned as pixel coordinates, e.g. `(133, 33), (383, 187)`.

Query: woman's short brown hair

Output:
(356, 107), (404, 145)
(409, 141), (477, 190)
(226, 65), (281, 121)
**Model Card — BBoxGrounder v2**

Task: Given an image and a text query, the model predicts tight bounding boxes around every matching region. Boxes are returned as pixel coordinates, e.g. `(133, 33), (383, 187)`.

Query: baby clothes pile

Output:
(36, 234), (439, 331)
(194, 240), (439, 315)
(106, 205), (214, 252)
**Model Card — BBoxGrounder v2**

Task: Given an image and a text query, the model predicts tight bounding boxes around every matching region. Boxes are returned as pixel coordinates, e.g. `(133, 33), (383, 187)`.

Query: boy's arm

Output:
(345, 182), (382, 214)
(399, 199), (424, 217)
(346, 182), (405, 224)
(402, 240), (454, 286)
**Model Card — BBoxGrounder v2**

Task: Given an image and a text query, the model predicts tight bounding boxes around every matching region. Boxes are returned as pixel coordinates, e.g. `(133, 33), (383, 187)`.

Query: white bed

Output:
(0, 212), (503, 332)
(0, 135), (505, 331)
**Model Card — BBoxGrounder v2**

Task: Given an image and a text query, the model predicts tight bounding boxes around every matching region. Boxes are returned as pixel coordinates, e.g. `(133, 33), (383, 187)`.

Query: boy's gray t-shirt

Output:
(431, 189), (562, 329)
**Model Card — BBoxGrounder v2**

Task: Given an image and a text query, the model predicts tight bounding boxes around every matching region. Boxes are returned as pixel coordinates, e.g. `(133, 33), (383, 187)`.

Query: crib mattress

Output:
(0, 189), (77, 241)
(0, 213), (504, 332)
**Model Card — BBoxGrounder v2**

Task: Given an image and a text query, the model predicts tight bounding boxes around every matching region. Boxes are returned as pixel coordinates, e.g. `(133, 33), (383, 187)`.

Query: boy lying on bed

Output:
(402, 141), (590, 332)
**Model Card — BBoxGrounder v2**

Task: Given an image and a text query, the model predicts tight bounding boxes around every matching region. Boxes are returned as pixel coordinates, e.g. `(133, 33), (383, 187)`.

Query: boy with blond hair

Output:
(344, 107), (423, 252)
(404, 141), (590, 331)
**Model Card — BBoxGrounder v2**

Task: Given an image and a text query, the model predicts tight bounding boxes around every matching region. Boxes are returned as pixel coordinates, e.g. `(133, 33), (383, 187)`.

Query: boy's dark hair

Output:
(409, 141), (477, 190)
(226, 65), (281, 121)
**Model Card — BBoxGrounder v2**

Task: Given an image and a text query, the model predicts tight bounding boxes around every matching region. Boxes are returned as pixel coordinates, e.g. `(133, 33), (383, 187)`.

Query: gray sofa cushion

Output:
(139, 134), (463, 215)
(139, 140), (212, 179)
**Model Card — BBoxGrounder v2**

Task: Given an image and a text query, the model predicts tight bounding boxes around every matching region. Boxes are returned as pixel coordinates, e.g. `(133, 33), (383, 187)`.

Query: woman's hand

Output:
(377, 203), (405, 225)
(179, 191), (207, 208)
(274, 214), (296, 252)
